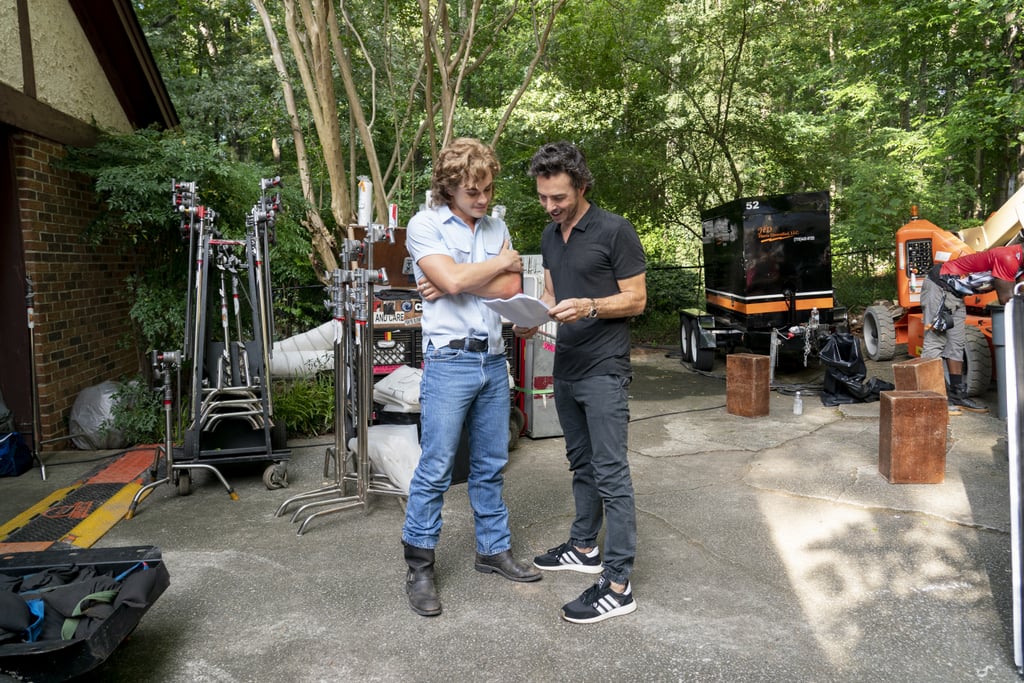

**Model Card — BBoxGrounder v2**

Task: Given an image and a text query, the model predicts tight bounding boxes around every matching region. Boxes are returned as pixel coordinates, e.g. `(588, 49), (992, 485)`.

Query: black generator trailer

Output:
(679, 190), (847, 371)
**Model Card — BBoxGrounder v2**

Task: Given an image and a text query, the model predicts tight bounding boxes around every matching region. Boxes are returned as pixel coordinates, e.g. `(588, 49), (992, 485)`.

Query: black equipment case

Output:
(0, 545), (169, 682)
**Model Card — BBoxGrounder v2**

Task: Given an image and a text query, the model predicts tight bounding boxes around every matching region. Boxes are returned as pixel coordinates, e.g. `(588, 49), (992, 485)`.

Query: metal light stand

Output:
(128, 179), (288, 516)
(277, 223), (406, 535)
(24, 277), (45, 480)
(127, 350), (239, 518)
(273, 266), (355, 526)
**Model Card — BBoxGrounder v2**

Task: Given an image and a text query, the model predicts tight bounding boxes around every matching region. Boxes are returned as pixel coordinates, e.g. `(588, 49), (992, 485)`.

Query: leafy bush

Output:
(106, 378), (163, 445)
(273, 373), (335, 438)
(626, 264), (703, 346)
(631, 310), (680, 347)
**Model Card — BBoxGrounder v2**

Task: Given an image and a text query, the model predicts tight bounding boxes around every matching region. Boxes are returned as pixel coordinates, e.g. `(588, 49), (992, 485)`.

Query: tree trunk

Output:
(253, 0), (337, 279)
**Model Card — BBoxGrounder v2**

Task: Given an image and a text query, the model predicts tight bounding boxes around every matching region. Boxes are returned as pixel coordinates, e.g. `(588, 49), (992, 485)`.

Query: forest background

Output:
(63, 0), (1024, 437)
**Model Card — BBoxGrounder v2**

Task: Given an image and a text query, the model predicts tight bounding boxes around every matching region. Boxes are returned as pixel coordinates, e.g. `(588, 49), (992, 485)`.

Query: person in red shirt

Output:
(922, 243), (1024, 413)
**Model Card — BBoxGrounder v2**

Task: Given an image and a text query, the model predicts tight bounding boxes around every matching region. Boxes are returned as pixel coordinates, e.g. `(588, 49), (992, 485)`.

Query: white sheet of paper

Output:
(482, 293), (552, 328)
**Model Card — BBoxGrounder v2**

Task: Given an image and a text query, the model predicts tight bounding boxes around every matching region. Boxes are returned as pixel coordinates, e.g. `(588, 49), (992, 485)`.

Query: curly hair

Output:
(527, 141), (594, 193)
(430, 138), (500, 207)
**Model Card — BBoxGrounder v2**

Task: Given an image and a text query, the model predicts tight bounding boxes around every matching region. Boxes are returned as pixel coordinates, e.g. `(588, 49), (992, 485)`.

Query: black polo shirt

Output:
(541, 204), (646, 380)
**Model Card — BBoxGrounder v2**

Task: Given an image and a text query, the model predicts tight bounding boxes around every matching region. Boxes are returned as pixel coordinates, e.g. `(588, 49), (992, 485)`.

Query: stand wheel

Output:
(176, 469), (192, 497)
(264, 463), (289, 489)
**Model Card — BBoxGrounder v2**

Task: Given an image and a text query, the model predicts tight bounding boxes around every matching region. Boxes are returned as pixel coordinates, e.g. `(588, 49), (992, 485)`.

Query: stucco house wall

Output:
(0, 0), (177, 452)
(30, 0), (132, 133)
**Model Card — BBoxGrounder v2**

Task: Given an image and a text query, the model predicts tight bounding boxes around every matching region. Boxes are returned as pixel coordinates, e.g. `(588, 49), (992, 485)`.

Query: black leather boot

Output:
(403, 542), (442, 616)
(948, 383), (989, 413)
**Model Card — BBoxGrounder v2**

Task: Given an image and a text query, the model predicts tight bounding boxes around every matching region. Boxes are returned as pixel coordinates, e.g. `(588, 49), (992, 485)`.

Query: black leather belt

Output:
(447, 337), (488, 352)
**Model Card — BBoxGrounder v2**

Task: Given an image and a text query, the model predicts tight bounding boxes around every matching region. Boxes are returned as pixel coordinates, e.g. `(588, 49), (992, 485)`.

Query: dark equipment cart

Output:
(176, 179), (290, 493)
(0, 545), (170, 682)
(131, 180), (290, 511)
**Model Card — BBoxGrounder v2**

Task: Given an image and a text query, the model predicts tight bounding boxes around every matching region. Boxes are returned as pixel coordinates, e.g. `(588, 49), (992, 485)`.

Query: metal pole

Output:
(25, 277), (44, 480)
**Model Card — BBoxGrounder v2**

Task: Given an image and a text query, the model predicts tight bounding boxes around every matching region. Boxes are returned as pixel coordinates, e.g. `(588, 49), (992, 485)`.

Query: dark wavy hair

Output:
(527, 141), (594, 193)
(430, 138), (500, 207)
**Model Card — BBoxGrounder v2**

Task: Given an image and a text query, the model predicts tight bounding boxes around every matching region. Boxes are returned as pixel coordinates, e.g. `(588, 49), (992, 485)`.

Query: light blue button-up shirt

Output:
(406, 204), (510, 355)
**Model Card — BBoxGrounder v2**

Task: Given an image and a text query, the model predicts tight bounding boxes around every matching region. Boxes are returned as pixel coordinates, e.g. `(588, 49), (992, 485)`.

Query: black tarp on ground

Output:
(819, 332), (894, 406)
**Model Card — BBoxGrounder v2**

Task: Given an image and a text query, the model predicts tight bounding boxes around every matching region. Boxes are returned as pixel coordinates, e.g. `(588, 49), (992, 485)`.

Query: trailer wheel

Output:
(862, 305), (896, 361)
(680, 317), (693, 363)
(692, 324), (715, 372)
(963, 325), (992, 396)
(694, 346), (714, 372)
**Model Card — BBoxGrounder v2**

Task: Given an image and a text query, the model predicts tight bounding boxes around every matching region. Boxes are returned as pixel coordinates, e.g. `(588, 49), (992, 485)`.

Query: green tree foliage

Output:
(114, 0), (1024, 346)
(139, 0), (289, 162)
(63, 126), (326, 353)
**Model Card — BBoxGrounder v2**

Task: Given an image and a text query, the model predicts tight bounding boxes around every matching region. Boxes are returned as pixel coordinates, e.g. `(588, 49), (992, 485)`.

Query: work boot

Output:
(403, 542), (442, 617)
(474, 550), (542, 582)
(947, 383), (989, 414)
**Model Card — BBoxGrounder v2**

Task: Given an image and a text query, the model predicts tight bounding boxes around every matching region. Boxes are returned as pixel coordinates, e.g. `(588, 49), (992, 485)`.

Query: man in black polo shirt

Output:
(519, 141), (647, 623)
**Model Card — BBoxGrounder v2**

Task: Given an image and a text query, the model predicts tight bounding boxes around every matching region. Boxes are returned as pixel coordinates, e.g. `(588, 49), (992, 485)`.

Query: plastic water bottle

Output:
(793, 391), (803, 416)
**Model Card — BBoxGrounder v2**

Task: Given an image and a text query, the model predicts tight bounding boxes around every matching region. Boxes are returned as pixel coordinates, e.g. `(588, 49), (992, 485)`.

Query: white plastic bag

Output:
(349, 423), (420, 494)
(69, 381), (127, 450)
(372, 365), (422, 413)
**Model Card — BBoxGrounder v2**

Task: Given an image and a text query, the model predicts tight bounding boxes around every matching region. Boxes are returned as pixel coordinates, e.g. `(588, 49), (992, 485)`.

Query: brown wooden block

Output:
(892, 357), (947, 396)
(726, 353), (770, 417)
(878, 391), (947, 484)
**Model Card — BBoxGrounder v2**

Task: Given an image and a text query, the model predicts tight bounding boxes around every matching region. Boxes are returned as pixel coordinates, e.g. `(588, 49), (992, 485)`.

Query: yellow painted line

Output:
(60, 482), (149, 549)
(0, 484), (81, 540)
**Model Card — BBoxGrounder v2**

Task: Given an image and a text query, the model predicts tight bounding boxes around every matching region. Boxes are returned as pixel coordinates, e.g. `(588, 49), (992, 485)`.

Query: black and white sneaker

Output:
(533, 542), (603, 574)
(561, 576), (637, 624)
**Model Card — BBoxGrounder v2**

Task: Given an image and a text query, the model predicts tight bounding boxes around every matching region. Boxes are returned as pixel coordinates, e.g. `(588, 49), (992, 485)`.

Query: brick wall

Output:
(14, 132), (147, 450)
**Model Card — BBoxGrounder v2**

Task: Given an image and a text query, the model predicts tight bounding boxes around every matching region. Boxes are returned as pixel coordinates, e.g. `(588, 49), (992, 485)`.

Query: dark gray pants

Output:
(554, 374), (637, 585)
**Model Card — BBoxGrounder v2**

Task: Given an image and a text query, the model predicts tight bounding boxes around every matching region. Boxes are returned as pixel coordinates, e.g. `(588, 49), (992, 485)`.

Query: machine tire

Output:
(263, 463), (289, 489)
(862, 305), (896, 361)
(963, 325), (992, 396)
(680, 317), (693, 363)
(176, 469), (192, 497)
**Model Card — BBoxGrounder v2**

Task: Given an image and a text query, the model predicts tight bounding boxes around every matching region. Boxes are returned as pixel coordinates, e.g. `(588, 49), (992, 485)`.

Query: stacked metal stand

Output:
(128, 179), (289, 516)
(276, 216), (407, 535)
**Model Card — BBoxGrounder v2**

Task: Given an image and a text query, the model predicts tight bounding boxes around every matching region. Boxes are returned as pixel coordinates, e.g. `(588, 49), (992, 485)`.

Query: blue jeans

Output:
(402, 345), (512, 555)
(554, 374), (636, 585)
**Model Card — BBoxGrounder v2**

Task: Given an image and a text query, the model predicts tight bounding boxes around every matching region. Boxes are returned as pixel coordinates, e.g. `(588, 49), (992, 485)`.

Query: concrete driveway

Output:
(1, 345), (1017, 682)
